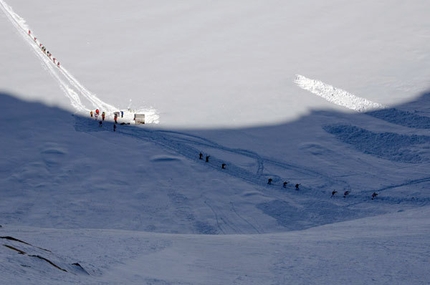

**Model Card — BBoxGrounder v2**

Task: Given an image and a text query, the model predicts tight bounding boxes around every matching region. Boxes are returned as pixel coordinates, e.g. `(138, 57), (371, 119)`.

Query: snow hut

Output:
(134, 113), (145, 124)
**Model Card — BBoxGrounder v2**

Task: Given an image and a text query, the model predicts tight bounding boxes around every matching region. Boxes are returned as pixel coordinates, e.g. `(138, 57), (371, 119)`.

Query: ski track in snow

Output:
(0, 0), (159, 122)
(76, 117), (430, 211)
(295, 74), (386, 112)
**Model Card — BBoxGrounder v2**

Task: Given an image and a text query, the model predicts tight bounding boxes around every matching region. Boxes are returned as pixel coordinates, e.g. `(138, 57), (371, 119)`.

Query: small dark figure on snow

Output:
(205, 155), (210, 162)
(295, 183), (300, 190)
(114, 113), (118, 124)
(102, 111), (105, 121)
(113, 124), (117, 132)
(199, 152), (203, 160)
(331, 190), (337, 197)
(222, 163), (226, 169)
(371, 192), (378, 200)
(343, 191), (350, 198)
(99, 121), (102, 127)
(268, 178), (273, 185)
(283, 181), (288, 188)
(90, 110), (93, 118)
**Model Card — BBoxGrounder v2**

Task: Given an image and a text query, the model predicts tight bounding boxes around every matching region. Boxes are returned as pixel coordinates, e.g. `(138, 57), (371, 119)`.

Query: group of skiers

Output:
(199, 152), (303, 191)
(330, 190), (378, 200)
(28, 30), (60, 67)
(198, 151), (379, 200)
(199, 152), (226, 169)
(90, 109), (117, 131)
(268, 178), (300, 190)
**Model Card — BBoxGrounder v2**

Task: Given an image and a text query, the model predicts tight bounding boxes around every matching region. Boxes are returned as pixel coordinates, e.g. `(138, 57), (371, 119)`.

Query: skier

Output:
(331, 190), (337, 197)
(343, 191), (350, 198)
(102, 111), (105, 121)
(283, 181), (288, 188)
(371, 192), (378, 200)
(90, 110), (93, 118)
(268, 178), (273, 185)
(295, 183), (300, 190)
(199, 152), (203, 160)
(222, 163), (226, 169)
(114, 113), (118, 124)
(205, 155), (210, 162)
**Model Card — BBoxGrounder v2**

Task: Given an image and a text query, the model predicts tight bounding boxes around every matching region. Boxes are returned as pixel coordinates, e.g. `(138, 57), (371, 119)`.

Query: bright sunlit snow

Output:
(1, 0), (430, 284)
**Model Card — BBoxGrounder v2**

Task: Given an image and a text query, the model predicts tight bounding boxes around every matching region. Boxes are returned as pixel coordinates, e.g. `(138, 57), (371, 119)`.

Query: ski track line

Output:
(117, 125), (343, 193)
(0, 0), (88, 112)
(128, 126), (429, 206)
(229, 201), (261, 234)
(295, 74), (386, 112)
(157, 130), (351, 190)
(379, 176), (430, 191)
(158, 130), (265, 175)
(203, 200), (225, 234)
(1, 0), (118, 113)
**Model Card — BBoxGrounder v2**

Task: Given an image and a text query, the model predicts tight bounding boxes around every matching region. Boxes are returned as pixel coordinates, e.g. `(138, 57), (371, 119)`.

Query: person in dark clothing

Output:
(268, 178), (273, 185)
(295, 183), (300, 190)
(283, 181), (288, 188)
(331, 190), (337, 197)
(344, 191), (350, 198)
(222, 163), (226, 169)
(205, 155), (210, 162)
(199, 152), (203, 160)
(371, 192), (378, 200)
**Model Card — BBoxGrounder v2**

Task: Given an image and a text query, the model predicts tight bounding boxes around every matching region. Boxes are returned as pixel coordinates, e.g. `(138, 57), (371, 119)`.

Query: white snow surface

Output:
(1, 0), (430, 284)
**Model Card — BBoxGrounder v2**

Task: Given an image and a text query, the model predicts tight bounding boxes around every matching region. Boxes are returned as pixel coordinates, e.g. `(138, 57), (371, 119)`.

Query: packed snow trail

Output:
(77, 116), (351, 196)
(0, 0), (122, 114)
(295, 74), (386, 112)
(0, 1), (88, 111)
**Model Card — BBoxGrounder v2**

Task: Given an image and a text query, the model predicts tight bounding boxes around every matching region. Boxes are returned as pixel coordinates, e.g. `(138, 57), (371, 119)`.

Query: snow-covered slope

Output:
(2, 0), (430, 128)
(1, 0), (430, 284)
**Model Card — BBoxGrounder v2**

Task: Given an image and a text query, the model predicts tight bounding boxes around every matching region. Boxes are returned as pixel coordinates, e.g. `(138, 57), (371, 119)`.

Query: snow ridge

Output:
(295, 74), (386, 112)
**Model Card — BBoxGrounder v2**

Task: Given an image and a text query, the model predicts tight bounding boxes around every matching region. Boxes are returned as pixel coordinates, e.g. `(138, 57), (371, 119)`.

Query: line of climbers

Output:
(198, 152), (301, 189)
(198, 151), (379, 200)
(28, 30), (60, 67)
(330, 190), (378, 200)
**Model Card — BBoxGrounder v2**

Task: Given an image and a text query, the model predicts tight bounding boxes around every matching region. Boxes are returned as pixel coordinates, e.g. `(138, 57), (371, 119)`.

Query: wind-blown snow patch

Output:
(323, 124), (430, 163)
(295, 74), (386, 112)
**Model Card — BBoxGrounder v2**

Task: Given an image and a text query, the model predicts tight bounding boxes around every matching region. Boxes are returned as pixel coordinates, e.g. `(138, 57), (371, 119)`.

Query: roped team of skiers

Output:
(28, 30), (60, 67)
(199, 152), (378, 200)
